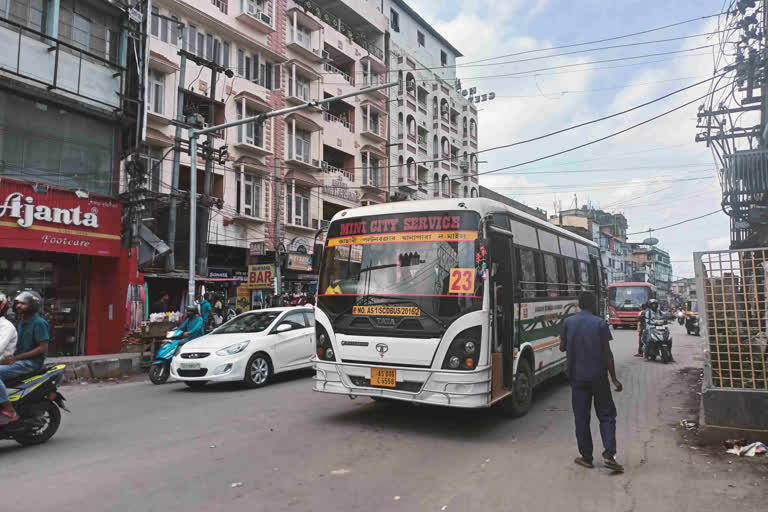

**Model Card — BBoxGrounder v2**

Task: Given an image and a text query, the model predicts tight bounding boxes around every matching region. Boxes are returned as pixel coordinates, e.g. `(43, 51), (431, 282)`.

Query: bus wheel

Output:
(500, 358), (533, 418)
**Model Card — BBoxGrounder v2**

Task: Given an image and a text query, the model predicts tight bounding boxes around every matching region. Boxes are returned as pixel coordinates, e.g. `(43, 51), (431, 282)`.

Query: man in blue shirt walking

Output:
(0, 291), (49, 424)
(560, 292), (624, 472)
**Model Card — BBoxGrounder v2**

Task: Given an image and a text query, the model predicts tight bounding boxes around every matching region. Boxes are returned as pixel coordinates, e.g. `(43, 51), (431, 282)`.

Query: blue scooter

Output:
(149, 329), (186, 385)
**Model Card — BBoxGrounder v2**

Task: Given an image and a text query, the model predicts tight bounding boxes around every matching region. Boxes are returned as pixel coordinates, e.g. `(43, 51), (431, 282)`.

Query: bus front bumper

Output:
(312, 359), (492, 408)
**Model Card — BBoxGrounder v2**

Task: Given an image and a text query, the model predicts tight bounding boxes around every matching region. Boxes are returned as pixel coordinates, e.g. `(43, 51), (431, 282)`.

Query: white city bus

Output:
(312, 198), (603, 415)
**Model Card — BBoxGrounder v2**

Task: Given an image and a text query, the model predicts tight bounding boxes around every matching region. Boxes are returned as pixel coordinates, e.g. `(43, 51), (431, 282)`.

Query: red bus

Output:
(607, 282), (657, 329)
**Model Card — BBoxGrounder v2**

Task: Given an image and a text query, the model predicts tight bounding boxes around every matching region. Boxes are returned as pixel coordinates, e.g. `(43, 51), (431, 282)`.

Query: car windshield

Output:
(212, 311), (280, 334)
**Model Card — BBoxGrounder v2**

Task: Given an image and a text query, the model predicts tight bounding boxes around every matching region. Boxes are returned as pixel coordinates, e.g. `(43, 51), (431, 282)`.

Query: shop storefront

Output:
(0, 178), (133, 356)
(283, 252), (317, 298)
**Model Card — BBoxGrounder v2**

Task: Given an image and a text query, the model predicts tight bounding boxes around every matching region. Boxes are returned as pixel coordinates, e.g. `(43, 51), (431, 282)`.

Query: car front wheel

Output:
(244, 353), (272, 388)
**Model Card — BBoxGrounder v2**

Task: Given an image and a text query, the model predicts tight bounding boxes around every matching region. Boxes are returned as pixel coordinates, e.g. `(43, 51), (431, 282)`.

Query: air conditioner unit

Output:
(321, 160), (329, 170)
(312, 159), (320, 168)
(321, 50), (330, 60)
(260, 12), (271, 25)
(460, 161), (468, 170)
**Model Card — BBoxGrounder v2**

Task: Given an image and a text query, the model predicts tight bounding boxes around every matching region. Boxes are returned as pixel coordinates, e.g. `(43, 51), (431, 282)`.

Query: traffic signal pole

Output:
(186, 79), (399, 304)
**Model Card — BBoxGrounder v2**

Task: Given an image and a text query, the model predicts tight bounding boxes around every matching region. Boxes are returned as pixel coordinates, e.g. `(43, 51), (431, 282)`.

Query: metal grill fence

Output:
(695, 249), (768, 390)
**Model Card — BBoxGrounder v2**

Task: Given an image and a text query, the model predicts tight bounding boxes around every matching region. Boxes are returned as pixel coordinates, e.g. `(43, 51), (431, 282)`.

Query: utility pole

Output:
(185, 79), (399, 303)
(166, 26), (186, 272)
(197, 67), (218, 277)
(273, 157), (282, 297)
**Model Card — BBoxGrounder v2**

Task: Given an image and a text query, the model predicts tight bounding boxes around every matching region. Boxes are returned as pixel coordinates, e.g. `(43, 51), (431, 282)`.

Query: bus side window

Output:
(578, 261), (590, 291)
(516, 247), (538, 299)
(564, 258), (577, 296)
(543, 254), (559, 298)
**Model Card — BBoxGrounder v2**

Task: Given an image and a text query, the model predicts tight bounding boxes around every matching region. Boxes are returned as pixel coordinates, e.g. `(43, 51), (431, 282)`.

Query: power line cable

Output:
(626, 210), (722, 236)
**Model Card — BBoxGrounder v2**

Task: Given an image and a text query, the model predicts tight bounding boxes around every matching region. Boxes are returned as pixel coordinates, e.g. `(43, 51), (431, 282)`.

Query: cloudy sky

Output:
(405, 0), (736, 280)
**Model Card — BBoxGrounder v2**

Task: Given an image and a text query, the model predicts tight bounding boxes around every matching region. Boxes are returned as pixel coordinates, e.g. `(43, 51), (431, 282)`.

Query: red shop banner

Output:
(0, 178), (122, 257)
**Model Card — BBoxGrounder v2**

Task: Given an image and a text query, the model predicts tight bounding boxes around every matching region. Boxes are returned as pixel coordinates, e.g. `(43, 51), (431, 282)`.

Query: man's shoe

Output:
(633, 353), (643, 357)
(603, 457), (624, 473)
(574, 457), (594, 468)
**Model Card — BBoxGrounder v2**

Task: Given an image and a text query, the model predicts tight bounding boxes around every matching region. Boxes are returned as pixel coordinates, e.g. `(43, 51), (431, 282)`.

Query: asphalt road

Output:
(0, 324), (764, 512)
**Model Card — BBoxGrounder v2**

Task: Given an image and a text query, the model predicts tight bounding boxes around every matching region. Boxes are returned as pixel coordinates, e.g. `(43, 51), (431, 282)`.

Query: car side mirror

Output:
(276, 323), (293, 333)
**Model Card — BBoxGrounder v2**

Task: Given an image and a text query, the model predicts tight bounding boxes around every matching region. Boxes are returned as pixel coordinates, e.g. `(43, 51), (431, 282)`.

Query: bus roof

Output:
(608, 282), (656, 288)
(330, 198), (600, 249)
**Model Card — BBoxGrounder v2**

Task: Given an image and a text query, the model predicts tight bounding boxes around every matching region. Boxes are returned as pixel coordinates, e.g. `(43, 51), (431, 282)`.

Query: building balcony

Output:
(323, 111), (354, 132)
(286, 218), (319, 233)
(237, 3), (276, 34)
(324, 62), (354, 85)
(0, 16), (123, 111)
(234, 136), (272, 157)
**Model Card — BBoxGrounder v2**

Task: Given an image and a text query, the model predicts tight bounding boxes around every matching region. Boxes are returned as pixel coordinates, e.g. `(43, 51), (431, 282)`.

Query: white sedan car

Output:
(170, 307), (315, 388)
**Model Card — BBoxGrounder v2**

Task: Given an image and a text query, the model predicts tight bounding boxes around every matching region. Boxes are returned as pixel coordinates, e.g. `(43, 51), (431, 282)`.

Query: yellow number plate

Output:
(370, 368), (397, 387)
(352, 305), (421, 317)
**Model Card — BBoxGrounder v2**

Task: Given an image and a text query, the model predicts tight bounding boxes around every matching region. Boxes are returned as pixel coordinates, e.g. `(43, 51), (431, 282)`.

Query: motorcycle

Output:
(0, 364), (69, 446)
(149, 329), (186, 385)
(643, 319), (673, 364)
(676, 311), (685, 326)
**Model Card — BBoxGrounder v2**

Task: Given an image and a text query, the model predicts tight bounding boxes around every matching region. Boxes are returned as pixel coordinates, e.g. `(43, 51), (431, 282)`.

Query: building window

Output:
(72, 13), (90, 51)
(170, 15), (179, 46)
(197, 32), (205, 58)
(417, 30), (425, 47)
(150, 6), (159, 37)
(148, 70), (165, 115)
(390, 9), (399, 32)
(292, 24), (312, 49)
(237, 49), (245, 76)
(288, 129), (311, 163)
(286, 189), (310, 227)
(237, 104), (265, 147)
(223, 41), (230, 69)
(160, 13), (168, 42)
(290, 74), (310, 101)
(206, 34), (213, 60)
(141, 149), (164, 193)
(186, 25), (197, 54)
(441, 50), (447, 67)
(239, 174), (262, 218)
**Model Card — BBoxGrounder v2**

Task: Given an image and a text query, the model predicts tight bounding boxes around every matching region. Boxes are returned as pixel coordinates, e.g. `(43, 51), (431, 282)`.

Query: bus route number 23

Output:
(449, 268), (476, 294)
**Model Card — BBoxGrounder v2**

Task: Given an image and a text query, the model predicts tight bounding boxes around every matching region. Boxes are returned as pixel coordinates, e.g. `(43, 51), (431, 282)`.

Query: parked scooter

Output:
(0, 364), (69, 446)
(149, 329), (186, 385)
(643, 319), (673, 364)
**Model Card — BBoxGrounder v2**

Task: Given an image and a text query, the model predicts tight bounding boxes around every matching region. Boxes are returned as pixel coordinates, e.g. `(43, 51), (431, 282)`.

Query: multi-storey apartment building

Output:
(384, 0), (479, 201)
(142, 0), (390, 304)
(631, 245), (673, 298)
(549, 207), (634, 285)
(0, 0), (143, 355)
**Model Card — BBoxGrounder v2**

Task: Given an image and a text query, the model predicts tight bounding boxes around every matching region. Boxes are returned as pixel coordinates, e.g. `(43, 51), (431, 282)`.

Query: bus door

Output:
(489, 228), (515, 399)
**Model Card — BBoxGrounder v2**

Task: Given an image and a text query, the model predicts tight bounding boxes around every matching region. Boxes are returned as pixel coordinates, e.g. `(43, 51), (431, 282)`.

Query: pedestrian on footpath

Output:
(560, 292), (624, 473)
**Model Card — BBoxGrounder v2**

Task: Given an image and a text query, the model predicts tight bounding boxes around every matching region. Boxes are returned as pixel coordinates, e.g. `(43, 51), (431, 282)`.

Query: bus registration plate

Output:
(371, 368), (396, 387)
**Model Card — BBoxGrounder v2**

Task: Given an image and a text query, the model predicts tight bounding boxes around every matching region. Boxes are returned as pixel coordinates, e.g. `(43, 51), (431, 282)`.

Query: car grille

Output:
(349, 376), (423, 393)
(178, 369), (208, 377)
(180, 352), (210, 359)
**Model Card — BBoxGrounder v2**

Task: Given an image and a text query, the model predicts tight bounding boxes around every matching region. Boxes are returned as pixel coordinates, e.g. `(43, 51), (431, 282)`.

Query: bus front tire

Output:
(500, 358), (533, 418)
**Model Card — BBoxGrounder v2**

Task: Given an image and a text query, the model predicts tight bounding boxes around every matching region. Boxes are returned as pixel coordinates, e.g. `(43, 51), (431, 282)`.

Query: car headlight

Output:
(216, 341), (250, 356)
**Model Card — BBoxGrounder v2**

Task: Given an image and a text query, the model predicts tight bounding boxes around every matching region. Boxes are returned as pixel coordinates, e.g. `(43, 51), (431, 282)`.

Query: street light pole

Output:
(185, 79), (399, 304)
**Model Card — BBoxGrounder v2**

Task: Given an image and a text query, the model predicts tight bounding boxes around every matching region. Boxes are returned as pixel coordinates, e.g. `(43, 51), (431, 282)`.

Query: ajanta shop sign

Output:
(326, 212), (479, 247)
(0, 178), (122, 257)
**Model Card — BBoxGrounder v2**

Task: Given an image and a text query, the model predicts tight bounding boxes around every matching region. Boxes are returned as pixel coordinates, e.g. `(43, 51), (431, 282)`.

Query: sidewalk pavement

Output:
(47, 352), (142, 381)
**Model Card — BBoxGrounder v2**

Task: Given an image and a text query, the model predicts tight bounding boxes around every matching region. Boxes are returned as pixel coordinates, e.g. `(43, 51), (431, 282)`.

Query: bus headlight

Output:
(442, 327), (481, 371)
(315, 324), (336, 361)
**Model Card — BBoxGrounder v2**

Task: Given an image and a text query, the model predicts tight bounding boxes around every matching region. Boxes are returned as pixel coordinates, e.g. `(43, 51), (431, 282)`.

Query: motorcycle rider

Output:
(0, 291), (49, 424)
(639, 299), (663, 356)
(178, 305), (205, 342)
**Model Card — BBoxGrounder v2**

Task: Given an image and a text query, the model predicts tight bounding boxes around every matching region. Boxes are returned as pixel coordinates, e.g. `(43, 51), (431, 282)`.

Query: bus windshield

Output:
(318, 211), (484, 334)
(608, 286), (649, 311)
